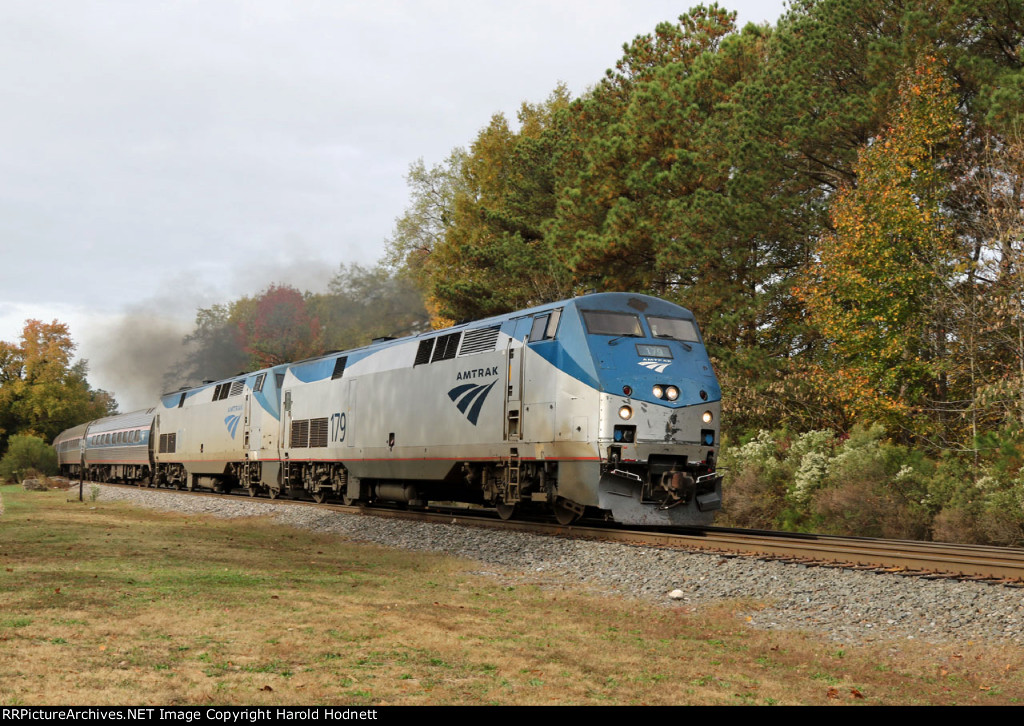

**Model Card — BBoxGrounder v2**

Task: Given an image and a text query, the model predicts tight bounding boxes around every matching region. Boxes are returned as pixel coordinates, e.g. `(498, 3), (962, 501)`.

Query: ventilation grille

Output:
(290, 419), (309, 448)
(310, 418), (329, 448)
(414, 339), (434, 366)
(159, 433), (176, 454)
(331, 357), (347, 380)
(431, 333), (461, 363)
(459, 326), (500, 356)
(229, 380), (245, 397)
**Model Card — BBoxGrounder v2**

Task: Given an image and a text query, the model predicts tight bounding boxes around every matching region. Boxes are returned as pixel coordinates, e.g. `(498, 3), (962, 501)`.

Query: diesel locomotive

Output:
(55, 292), (723, 526)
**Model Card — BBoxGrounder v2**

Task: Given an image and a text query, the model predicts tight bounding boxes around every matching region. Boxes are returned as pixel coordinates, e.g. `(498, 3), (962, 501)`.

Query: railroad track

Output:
(78, 478), (1024, 587)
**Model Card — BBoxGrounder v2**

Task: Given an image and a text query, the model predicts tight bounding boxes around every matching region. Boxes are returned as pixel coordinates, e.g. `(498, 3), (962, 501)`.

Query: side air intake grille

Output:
(414, 339), (434, 366)
(431, 333), (461, 363)
(459, 326), (500, 356)
(310, 418), (329, 447)
(290, 420), (309, 448)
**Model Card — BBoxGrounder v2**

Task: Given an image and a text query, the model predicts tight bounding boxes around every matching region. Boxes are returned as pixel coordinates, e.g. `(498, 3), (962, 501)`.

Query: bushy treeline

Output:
(719, 426), (1024, 545)
(380, 0), (1024, 542)
(162, 1), (1024, 543)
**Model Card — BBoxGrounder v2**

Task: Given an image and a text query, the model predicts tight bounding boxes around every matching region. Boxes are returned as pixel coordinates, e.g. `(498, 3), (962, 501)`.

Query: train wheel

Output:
(247, 486), (257, 498)
(495, 499), (516, 521)
(268, 488), (280, 500)
(312, 491), (326, 504)
(553, 498), (581, 526)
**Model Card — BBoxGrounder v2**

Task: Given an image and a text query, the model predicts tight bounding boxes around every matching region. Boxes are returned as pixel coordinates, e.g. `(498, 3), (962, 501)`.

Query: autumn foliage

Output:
(796, 58), (961, 433)
(0, 320), (116, 457)
(235, 285), (323, 368)
(382, 0), (1024, 543)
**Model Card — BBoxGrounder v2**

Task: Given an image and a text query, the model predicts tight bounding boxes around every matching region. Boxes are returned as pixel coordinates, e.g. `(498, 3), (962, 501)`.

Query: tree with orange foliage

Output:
(796, 58), (961, 436)
(0, 320), (116, 454)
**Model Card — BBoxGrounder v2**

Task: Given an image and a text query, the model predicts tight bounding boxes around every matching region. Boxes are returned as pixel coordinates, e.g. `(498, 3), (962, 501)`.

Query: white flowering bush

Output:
(789, 430), (835, 504)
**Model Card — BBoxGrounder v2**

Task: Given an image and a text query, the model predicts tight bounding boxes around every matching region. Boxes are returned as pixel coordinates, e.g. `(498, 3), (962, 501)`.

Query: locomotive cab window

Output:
(582, 311), (643, 337)
(647, 316), (700, 342)
(529, 309), (561, 343)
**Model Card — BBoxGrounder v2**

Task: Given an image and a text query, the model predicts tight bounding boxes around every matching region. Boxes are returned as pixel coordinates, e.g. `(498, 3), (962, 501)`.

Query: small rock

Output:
(22, 478), (48, 491)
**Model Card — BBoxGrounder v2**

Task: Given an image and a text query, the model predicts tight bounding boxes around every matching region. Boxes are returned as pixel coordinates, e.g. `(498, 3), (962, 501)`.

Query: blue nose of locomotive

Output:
(577, 295), (721, 408)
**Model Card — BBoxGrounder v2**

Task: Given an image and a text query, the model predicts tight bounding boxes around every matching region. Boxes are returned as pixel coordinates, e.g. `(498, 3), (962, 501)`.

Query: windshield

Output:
(582, 311), (643, 337)
(647, 316), (700, 342)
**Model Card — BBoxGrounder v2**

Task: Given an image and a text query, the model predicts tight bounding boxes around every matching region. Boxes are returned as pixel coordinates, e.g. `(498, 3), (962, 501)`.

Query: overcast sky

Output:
(0, 0), (787, 410)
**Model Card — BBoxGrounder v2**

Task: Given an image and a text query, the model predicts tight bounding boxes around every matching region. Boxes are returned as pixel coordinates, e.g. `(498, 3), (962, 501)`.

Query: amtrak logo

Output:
(638, 359), (671, 374)
(448, 380), (497, 425)
(224, 414), (241, 439)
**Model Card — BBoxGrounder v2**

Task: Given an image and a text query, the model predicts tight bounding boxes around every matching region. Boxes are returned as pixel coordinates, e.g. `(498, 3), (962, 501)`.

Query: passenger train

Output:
(54, 293), (723, 526)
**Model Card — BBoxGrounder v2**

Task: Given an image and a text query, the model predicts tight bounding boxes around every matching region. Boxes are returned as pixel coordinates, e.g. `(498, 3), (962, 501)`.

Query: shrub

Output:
(0, 434), (58, 483)
(719, 430), (791, 529)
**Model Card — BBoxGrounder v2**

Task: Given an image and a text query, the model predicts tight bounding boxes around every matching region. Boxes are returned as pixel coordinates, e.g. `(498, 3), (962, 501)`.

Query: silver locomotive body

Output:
(54, 293), (723, 525)
(279, 292), (722, 525)
(152, 365), (288, 492)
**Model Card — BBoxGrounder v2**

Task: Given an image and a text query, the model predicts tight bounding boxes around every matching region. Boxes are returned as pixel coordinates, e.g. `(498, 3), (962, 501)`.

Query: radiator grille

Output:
(459, 326), (500, 356)
(290, 419), (309, 448)
(309, 417), (329, 448)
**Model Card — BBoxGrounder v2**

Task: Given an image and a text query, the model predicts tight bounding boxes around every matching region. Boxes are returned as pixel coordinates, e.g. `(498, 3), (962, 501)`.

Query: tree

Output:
(235, 285), (323, 368)
(385, 149), (469, 291)
(315, 263), (430, 349)
(169, 303), (252, 390)
(422, 86), (578, 322)
(796, 58), (961, 435)
(0, 320), (116, 453)
(384, 0), (1024, 435)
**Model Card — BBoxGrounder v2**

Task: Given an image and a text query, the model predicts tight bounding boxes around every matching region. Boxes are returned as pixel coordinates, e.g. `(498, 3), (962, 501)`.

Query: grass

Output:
(1, 484), (1023, 705)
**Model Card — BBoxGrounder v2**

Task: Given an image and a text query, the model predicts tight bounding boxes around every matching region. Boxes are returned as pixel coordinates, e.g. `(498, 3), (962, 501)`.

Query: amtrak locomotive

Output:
(55, 293), (723, 526)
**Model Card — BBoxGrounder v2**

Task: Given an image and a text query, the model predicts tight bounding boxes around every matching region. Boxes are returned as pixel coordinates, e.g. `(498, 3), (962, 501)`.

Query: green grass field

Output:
(1, 484), (1022, 705)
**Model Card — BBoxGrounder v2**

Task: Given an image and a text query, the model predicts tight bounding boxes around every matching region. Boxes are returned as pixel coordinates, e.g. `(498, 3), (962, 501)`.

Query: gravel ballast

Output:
(88, 484), (1024, 646)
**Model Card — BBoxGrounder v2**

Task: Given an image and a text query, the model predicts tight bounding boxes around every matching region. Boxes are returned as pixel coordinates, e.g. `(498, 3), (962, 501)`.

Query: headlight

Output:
(702, 410), (713, 424)
(652, 385), (664, 399)
(666, 386), (679, 401)
(618, 405), (633, 420)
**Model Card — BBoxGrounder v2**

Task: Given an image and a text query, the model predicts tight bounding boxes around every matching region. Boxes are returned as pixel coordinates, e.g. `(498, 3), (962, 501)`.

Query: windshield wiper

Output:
(654, 334), (692, 351)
